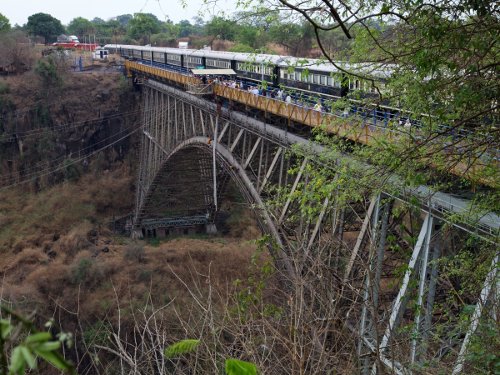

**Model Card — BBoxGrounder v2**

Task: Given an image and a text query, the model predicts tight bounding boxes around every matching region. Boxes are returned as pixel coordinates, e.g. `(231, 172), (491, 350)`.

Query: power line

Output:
(139, 0), (151, 13)
(0, 127), (141, 191)
(0, 109), (146, 141)
(156, 0), (169, 22)
(1, 123), (140, 180)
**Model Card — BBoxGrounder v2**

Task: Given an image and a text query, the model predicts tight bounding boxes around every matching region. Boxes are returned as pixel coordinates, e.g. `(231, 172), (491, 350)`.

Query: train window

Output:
(313, 74), (321, 84)
(327, 77), (334, 86)
(167, 54), (180, 61)
(320, 75), (327, 85)
(153, 52), (164, 62)
(187, 56), (201, 64)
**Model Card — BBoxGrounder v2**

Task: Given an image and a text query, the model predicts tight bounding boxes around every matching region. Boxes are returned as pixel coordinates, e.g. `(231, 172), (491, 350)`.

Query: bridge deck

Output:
(125, 60), (498, 188)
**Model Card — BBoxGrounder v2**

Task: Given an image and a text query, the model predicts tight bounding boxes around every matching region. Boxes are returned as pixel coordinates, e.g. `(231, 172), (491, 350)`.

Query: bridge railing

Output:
(126, 60), (498, 188)
(126, 60), (199, 87)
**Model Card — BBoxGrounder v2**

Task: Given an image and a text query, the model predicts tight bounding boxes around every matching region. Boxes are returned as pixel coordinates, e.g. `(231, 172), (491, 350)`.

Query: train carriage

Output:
(104, 44), (390, 99)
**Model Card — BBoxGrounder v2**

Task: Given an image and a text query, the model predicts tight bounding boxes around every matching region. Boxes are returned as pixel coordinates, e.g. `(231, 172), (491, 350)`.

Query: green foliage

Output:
(147, 237), (160, 247)
(268, 20), (314, 55)
(70, 258), (94, 284)
(205, 16), (237, 41)
(0, 82), (10, 95)
(225, 358), (258, 375)
(63, 158), (81, 181)
(229, 43), (255, 53)
(83, 321), (112, 347)
(150, 32), (177, 47)
(128, 13), (162, 44)
(177, 20), (198, 38)
(34, 57), (63, 89)
(26, 13), (65, 43)
(164, 339), (200, 358)
(466, 318), (500, 374)
(116, 14), (133, 27)
(67, 17), (94, 36)
(0, 13), (11, 33)
(164, 339), (259, 374)
(0, 305), (74, 375)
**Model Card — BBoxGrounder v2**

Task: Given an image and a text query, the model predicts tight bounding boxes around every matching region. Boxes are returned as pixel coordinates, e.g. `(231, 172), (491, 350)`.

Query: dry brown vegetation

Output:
(0, 164), (257, 309)
(0, 162), (260, 373)
(0, 54), (265, 374)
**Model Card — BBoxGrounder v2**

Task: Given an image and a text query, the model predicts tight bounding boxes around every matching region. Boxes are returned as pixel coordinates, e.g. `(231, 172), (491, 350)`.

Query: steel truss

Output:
(135, 79), (499, 374)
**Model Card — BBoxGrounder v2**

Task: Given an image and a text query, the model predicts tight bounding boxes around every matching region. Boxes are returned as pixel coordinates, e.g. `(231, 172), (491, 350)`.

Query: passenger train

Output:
(104, 44), (391, 98)
(103, 44), (498, 188)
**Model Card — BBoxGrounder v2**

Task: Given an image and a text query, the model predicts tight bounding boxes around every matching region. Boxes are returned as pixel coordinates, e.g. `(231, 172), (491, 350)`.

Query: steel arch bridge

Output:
(134, 78), (499, 374)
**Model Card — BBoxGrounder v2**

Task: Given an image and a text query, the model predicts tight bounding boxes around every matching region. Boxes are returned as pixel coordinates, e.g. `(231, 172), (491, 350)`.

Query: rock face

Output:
(0, 68), (140, 189)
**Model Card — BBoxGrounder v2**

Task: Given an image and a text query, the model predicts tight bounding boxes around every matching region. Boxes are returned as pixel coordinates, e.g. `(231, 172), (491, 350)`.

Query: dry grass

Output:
(0, 58), (262, 372)
(0, 166), (133, 251)
(0, 163), (259, 334)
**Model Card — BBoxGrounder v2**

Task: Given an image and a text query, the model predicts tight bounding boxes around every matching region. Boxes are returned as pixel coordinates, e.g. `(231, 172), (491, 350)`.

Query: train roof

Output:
(105, 44), (393, 79)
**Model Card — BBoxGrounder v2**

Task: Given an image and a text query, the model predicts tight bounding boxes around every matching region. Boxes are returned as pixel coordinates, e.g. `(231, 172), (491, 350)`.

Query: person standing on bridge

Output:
(277, 88), (283, 100)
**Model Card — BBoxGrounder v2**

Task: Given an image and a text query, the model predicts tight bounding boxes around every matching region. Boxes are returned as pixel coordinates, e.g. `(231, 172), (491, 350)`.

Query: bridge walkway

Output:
(125, 60), (498, 188)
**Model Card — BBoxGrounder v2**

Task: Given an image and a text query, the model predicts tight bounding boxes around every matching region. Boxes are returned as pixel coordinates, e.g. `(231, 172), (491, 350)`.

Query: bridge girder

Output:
(134, 79), (499, 374)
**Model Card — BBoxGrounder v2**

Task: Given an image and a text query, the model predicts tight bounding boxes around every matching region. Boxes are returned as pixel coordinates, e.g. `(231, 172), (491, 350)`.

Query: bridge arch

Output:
(131, 79), (499, 374)
(136, 136), (283, 249)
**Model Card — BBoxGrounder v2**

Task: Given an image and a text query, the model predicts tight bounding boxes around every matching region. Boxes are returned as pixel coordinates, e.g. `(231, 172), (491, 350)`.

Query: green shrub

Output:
(0, 81), (10, 94)
(70, 258), (93, 284)
(35, 57), (62, 88)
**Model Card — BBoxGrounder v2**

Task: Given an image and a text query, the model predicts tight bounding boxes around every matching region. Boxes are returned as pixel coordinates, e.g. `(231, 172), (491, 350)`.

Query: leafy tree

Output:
(235, 25), (262, 49)
(177, 20), (194, 38)
(128, 13), (161, 44)
(26, 13), (65, 43)
(205, 16), (237, 41)
(0, 13), (11, 33)
(203, 16), (238, 49)
(0, 305), (75, 374)
(35, 56), (63, 90)
(67, 17), (94, 37)
(268, 20), (313, 55)
(91, 17), (105, 25)
(96, 19), (124, 40)
(229, 42), (257, 53)
(116, 14), (133, 27)
(150, 32), (176, 47)
(237, 0), (499, 187)
(191, 16), (206, 35)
